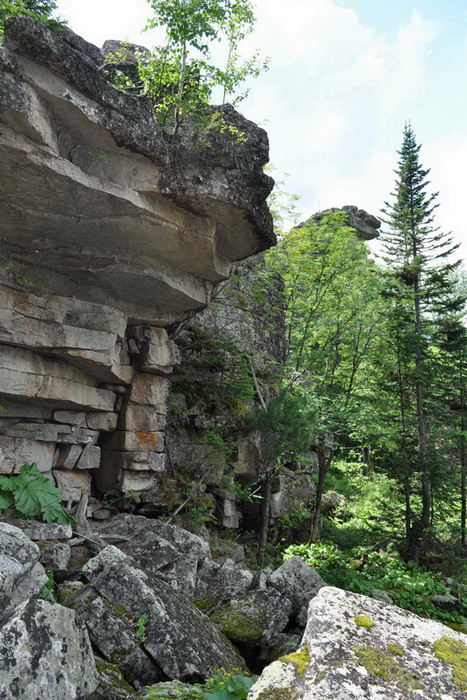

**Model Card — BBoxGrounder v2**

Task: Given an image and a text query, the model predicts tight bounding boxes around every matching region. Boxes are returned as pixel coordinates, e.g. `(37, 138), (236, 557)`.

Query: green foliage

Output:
(0, 0), (64, 36)
(203, 669), (258, 700)
(284, 541), (467, 623)
(38, 566), (56, 601)
(141, 0), (267, 133)
(0, 463), (75, 524)
(136, 614), (149, 640)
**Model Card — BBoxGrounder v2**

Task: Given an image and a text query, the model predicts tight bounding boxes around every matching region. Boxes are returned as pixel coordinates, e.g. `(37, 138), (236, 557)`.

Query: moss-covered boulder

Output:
(248, 586), (467, 699)
(209, 589), (291, 645)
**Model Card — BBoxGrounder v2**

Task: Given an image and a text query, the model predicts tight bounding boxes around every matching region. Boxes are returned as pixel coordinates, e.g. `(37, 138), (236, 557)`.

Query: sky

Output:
(54, 0), (467, 258)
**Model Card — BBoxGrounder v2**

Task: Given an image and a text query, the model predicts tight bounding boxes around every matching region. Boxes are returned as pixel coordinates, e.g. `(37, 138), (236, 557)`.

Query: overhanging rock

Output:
(0, 17), (275, 497)
(0, 16), (275, 325)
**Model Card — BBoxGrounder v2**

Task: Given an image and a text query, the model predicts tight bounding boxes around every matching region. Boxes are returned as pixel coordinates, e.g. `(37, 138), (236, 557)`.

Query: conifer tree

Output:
(380, 123), (463, 557)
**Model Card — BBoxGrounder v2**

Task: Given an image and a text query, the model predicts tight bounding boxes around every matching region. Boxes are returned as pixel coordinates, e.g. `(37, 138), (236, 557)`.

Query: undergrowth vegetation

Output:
(282, 458), (467, 626)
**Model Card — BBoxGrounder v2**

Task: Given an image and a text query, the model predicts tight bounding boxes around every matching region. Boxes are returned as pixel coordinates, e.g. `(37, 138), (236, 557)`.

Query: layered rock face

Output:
(0, 17), (274, 498)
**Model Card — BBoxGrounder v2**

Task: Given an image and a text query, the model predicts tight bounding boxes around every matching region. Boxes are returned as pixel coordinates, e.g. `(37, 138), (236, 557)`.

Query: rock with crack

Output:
(93, 513), (211, 598)
(268, 556), (327, 627)
(209, 589), (292, 647)
(83, 545), (246, 681)
(247, 585), (467, 700)
(0, 522), (48, 625)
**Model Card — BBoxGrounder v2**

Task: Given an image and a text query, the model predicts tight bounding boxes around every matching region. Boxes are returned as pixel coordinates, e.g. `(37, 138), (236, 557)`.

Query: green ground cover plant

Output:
(284, 540), (467, 624)
(0, 463), (75, 524)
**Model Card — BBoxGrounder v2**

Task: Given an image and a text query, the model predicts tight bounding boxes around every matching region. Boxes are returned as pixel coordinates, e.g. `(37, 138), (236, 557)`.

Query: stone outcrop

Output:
(248, 586), (467, 700)
(0, 17), (275, 500)
(0, 522), (97, 699)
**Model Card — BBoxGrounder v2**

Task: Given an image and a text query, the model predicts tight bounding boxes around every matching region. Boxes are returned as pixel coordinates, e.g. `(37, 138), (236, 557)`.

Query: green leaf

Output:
(203, 691), (238, 700)
(0, 490), (14, 511)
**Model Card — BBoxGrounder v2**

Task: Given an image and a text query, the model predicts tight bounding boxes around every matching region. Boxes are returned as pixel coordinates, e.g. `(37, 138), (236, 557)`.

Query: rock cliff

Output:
(0, 17), (275, 499)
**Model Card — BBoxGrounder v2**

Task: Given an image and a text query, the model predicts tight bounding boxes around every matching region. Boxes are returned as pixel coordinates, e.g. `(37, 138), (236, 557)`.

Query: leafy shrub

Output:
(284, 541), (467, 623)
(0, 463), (74, 524)
(203, 669), (258, 700)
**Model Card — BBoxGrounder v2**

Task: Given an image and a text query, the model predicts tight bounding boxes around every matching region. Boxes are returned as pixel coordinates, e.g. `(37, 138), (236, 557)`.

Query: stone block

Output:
(127, 373), (170, 409)
(5, 422), (72, 442)
(38, 542), (71, 571)
(59, 427), (100, 445)
(75, 444), (101, 470)
(0, 285), (132, 383)
(53, 410), (86, 425)
(54, 444), (82, 469)
(0, 399), (53, 420)
(0, 599), (97, 700)
(53, 469), (91, 504)
(0, 345), (116, 411)
(122, 403), (167, 432)
(130, 326), (181, 374)
(102, 430), (165, 452)
(0, 523), (47, 624)
(0, 437), (55, 474)
(120, 469), (159, 493)
(5, 521), (73, 540)
(86, 411), (118, 431)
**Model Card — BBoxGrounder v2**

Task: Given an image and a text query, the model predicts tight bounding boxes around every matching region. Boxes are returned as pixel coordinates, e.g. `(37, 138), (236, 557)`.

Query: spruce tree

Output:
(380, 123), (463, 557)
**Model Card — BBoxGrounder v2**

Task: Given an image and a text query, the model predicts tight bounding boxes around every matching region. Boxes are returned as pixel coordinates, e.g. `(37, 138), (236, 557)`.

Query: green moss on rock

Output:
(354, 615), (375, 628)
(93, 658), (137, 697)
(256, 689), (299, 700)
(141, 680), (205, 699)
(279, 645), (310, 676)
(433, 636), (467, 692)
(209, 605), (265, 643)
(386, 643), (405, 657)
(352, 645), (424, 690)
(194, 597), (217, 613)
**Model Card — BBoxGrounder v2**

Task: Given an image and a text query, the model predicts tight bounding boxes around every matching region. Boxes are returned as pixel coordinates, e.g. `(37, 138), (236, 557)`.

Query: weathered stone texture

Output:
(0, 16), (275, 502)
(0, 599), (97, 700)
(248, 586), (467, 700)
(83, 545), (246, 681)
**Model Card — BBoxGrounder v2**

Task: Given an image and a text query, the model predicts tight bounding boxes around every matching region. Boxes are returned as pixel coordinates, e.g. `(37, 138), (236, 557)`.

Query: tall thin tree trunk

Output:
(460, 365), (466, 547)
(257, 469), (273, 565)
(173, 41), (187, 134)
(396, 326), (411, 538)
(413, 283), (430, 531)
(308, 437), (334, 544)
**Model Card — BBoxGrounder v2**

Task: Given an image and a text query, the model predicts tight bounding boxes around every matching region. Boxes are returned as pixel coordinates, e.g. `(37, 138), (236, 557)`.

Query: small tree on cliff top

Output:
(0, 0), (62, 35)
(144, 0), (267, 132)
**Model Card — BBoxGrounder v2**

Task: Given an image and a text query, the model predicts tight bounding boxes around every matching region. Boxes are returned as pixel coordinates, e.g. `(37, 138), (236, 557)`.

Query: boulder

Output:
(269, 556), (326, 622)
(209, 589), (292, 645)
(83, 545), (246, 681)
(66, 586), (162, 686)
(0, 522), (47, 624)
(93, 514), (211, 597)
(0, 598), (97, 700)
(195, 558), (254, 612)
(248, 586), (467, 699)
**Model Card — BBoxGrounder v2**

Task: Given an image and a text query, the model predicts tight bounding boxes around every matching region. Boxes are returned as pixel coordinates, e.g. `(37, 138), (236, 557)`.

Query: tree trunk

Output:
(173, 41), (187, 134)
(257, 468), (273, 565)
(308, 437), (333, 544)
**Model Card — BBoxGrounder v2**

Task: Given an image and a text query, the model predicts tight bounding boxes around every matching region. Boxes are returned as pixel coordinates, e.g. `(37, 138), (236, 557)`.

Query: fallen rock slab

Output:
(248, 585), (467, 700)
(93, 514), (211, 597)
(83, 545), (246, 681)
